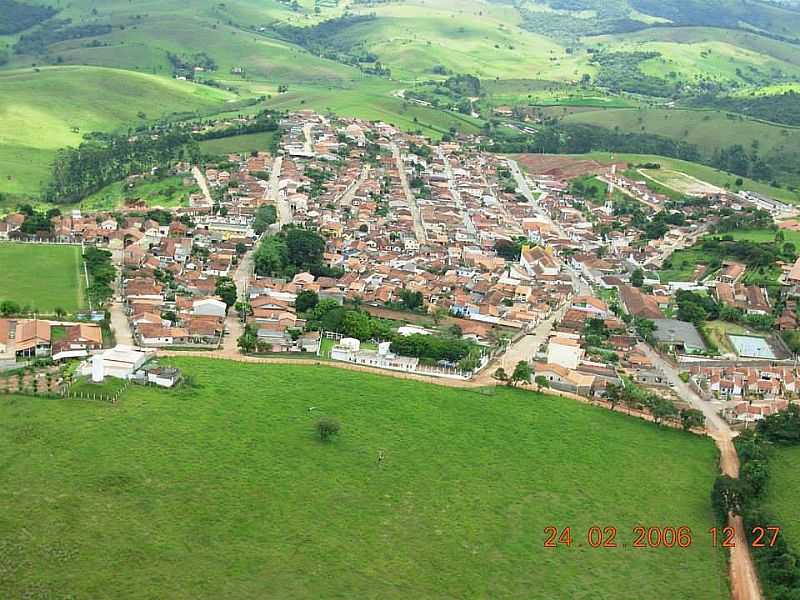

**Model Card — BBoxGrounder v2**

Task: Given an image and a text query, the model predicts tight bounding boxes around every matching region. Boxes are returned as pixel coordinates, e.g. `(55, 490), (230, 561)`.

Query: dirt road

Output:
(639, 344), (762, 600)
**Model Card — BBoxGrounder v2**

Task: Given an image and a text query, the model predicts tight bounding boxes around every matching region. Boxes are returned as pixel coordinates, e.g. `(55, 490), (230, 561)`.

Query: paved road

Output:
(266, 156), (292, 227)
(391, 143), (427, 242)
(637, 343), (762, 600)
(439, 148), (477, 238)
(336, 165), (370, 207)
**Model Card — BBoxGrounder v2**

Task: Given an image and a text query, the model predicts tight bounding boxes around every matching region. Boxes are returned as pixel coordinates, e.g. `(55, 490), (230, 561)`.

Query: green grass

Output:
(658, 249), (713, 283)
(198, 131), (278, 156)
(79, 175), (199, 211)
(0, 66), (235, 197)
(721, 228), (800, 247)
(578, 152), (800, 205)
(763, 446), (800, 551)
(261, 80), (484, 139)
(0, 358), (728, 599)
(562, 108), (800, 165)
(0, 242), (84, 312)
(703, 320), (750, 354)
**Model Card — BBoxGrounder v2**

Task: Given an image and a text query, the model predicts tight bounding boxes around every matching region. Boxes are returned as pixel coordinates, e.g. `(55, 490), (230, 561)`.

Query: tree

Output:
(510, 361), (532, 387)
(295, 290), (319, 313)
(431, 306), (449, 325)
(286, 228), (325, 269)
(492, 367), (508, 383)
(54, 306), (66, 319)
(253, 205), (277, 234)
(0, 300), (21, 316)
(215, 277), (237, 308)
(711, 475), (749, 520)
(237, 324), (257, 353)
(398, 288), (424, 311)
(316, 417), (341, 442)
(631, 268), (645, 288)
(341, 310), (373, 341)
(680, 408), (705, 431)
(534, 375), (549, 392)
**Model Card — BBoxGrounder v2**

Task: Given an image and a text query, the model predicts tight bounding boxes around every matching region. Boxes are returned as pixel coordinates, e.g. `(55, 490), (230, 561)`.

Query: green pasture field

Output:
(720, 228), (800, 248)
(0, 66), (235, 197)
(0, 242), (84, 313)
(0, 358), (728, 599)
(576, 152), (800, 205)
(480, 79), (637, 109)
(561, 108), (800, 162)
(763, 446), (800, 551)
(261, 81), (484, 139)
(198, 131), (279, 156)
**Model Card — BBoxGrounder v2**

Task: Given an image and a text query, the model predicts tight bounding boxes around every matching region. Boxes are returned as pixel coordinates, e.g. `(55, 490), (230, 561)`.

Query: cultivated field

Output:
(763, 446), (800, 551)
(0, 243), (84, 312)
(0, 358), (729, 599)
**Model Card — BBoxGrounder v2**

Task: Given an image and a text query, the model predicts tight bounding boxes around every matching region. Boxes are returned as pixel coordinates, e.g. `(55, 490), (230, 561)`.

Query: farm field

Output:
(763, 445), (800, 551)
(0, 243), (84, 312)
(0, 66), (236, 197)
(0, 358), (728, 599)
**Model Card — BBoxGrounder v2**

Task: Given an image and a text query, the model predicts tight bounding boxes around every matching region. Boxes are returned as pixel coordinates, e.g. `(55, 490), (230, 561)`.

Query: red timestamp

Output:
(544, 525), (781, 549)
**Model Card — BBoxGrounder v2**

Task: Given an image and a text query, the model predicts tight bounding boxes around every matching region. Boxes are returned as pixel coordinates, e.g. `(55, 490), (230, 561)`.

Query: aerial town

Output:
(2, 110), (799, 432)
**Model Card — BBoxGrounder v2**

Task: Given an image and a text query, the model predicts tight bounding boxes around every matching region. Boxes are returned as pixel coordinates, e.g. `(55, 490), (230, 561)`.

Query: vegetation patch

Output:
(0, 358), (727, 599)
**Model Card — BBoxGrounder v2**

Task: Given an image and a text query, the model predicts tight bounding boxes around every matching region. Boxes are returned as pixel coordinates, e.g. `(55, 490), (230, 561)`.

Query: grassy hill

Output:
(0, 66), (235, 196)
(0, 358), (728, 599)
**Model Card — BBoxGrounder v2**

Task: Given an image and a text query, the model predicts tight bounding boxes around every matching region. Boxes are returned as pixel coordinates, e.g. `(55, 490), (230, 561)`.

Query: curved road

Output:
(638, 344), (762, 600)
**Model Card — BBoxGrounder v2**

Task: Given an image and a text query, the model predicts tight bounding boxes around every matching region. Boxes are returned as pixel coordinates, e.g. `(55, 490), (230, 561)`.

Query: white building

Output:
(79, 345), (154, 381)
(193, 298), (227, 318)
(547, 337), (584, 370)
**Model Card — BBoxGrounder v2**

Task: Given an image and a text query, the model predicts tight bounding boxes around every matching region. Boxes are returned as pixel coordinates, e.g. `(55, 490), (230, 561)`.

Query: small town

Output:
(1, 110), (799, 430)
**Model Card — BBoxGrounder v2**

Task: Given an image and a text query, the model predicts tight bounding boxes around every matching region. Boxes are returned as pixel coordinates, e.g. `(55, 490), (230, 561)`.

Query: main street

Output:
(392, 143), (427, 242)
(266, 156), (291, 227)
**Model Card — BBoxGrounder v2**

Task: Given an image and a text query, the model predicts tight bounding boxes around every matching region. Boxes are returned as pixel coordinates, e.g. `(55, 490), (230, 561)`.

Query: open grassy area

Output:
(0, 242), (84, 313)
(0, 358), (728, 599)
(763, 446), (800, 551)
(703, 320), (750, 354)
(198, 131), (279, 157)
(723, 228), (800, 248)
(261, 80), (484, 139)
(658, 249), (713, 283)
(579, 152), (800, 205)
(0, 66), (235, 197)
(79, 175), (199, 211)
(562, 108), (800, 163)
